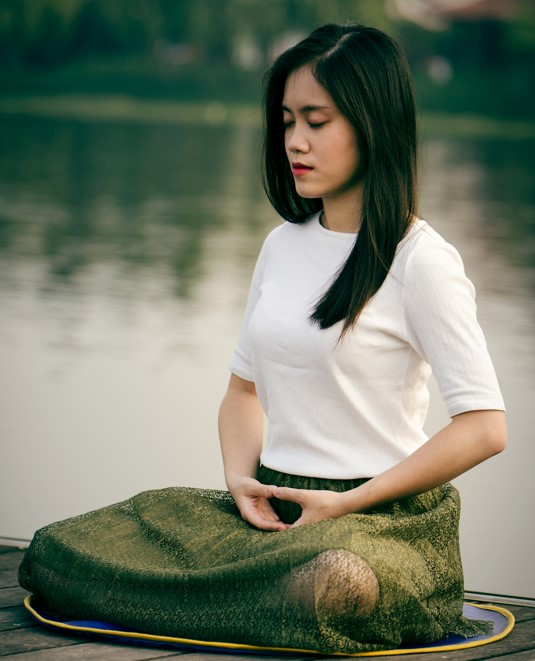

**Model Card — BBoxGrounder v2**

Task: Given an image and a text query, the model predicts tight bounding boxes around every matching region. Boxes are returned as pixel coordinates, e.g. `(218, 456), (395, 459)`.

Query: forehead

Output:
(282, 66), (334, 110)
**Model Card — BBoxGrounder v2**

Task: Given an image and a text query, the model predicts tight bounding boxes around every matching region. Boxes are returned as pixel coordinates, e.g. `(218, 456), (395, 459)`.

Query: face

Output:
(282, 66), (362, 203)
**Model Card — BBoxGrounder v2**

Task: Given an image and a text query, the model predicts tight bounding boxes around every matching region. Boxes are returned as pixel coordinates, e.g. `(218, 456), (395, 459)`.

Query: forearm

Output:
(340, 409), (507, 514)
(218, 374), (265, 489)
(218, 375), (288, 531)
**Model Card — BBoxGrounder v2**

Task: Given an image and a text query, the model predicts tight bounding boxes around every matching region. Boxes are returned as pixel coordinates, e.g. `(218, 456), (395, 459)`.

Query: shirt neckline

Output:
(313, 212), (358, 241)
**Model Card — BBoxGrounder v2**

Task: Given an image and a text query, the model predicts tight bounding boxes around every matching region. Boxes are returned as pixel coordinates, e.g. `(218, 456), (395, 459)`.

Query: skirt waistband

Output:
(257, 465), (370, 492)
(257, 464), (451, 524)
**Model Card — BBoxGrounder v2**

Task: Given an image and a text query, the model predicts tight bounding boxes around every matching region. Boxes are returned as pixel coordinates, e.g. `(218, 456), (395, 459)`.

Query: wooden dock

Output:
(1, 545), (534, 660)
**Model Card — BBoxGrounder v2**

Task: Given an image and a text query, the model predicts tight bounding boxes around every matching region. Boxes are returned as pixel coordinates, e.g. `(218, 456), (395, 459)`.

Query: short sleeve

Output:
(228, 230), (275, 382)
(402, 241), (505, 417)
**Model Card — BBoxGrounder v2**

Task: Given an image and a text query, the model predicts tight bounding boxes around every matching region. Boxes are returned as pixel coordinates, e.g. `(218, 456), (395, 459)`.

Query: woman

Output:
(20, 23), (506, 654)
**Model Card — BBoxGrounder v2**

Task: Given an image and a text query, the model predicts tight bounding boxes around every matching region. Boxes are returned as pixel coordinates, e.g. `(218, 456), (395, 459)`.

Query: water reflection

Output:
(1, 118), (532, 306)
(420, 136), (535, 342)
(0, 115), (534, 599)
(423, 137), (535, 282)
(0, 118), (268, 299)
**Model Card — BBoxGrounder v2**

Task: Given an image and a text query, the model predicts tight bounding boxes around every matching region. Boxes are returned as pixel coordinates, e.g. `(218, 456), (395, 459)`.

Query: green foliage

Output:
(0, 0), (395, 65)
(0, 0), (534, 118)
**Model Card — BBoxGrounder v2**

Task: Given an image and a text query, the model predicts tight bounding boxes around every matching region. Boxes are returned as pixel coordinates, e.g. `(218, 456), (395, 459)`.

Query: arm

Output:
(274, 408), (507, 527)
(349, 409), (506, 511)
(218, 373), (289, 531)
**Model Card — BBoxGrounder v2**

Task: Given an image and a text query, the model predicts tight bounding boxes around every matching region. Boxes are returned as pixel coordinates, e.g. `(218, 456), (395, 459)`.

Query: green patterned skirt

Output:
(18, 466), (491, 654)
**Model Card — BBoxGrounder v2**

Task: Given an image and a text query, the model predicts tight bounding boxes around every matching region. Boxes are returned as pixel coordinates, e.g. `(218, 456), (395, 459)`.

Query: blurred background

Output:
(1, 0), (534, 600)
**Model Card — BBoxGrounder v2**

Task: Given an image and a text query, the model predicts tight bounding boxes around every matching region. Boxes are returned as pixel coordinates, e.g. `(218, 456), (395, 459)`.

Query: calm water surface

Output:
(0, 115), (534, 597)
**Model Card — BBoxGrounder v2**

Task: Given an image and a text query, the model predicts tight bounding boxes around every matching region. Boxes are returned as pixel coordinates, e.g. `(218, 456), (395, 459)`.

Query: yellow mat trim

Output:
(24, 594), (515, 657)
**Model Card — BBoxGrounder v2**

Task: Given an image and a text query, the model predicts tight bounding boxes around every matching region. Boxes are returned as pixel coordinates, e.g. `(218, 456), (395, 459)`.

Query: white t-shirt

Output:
(229, 213), (505, 479)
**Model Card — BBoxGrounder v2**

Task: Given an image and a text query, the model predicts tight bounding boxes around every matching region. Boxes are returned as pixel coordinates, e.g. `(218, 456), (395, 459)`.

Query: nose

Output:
(286, 122), (310, 154)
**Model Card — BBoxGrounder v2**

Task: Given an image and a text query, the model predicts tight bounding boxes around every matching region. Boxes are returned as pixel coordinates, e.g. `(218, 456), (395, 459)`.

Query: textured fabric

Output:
(229, 215), (505, 479)
(19, 467), (492, 655)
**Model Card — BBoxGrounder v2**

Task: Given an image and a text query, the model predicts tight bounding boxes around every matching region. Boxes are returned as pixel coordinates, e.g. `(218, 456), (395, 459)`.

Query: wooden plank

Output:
(0, 639), (187, 659)
(0, 551), (24, 589)
(341, 618), (534, 661)
(0, 551), (24, 563)
(0, 627), (82, 656)
(0, 586), (29, 608)
(506, 605), (535, 623)
(182, 655), (309, 661)
(0, 606), (36, 632)
(0, 547), (23, 556)
(486, 650), (535, 660)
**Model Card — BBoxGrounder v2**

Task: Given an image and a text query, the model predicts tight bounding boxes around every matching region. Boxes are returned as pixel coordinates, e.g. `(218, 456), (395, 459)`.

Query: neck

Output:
(321, 188), (363, 233)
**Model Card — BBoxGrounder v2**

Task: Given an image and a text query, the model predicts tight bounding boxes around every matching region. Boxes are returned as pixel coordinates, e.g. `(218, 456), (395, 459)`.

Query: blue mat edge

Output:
(24, 594), (515, 657)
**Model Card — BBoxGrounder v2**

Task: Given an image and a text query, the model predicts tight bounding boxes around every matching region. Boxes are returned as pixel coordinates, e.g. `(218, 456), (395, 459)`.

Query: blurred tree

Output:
(0, 0), (401, 67)
(0, 0), (533, 117)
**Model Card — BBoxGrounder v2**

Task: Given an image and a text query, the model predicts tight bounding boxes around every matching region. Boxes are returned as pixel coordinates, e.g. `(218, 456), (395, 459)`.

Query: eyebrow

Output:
(281, 104), (330, 113)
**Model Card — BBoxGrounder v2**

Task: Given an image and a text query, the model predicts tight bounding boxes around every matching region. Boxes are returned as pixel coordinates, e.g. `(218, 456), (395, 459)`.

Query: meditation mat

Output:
(24, 594), (514, 657)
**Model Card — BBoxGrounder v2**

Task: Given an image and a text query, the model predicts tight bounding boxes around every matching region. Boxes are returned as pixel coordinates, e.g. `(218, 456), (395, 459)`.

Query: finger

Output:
(240, 500), (282, 528)
(247, 482), (277, 499)
(272, 486), (304, 504)
(258, 499), (281, 522)
(259, 483), (278, 499)
(264, 520), (291, 531)
(245, 512), (290, 532)
(289, 515), (307, 529)
(253, 499), (292, 530)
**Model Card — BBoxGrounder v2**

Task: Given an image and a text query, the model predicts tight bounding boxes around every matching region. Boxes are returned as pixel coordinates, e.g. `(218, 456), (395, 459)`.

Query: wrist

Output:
(339, 481), (373, 515)
(225, 475), (241, 495)
(225, 473), (255, 495)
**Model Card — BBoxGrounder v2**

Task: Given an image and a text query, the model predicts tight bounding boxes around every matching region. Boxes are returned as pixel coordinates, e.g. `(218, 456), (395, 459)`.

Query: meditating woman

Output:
(20, 23), (506, 654)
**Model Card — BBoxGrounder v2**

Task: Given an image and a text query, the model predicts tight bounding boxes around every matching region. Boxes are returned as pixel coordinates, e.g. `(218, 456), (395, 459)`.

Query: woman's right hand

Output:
(219, 375), (287, 530)
(229, 477), (290, 531)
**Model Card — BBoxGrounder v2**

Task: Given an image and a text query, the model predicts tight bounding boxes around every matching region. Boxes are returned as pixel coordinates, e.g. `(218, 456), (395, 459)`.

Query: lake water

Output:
(0, 112), (534, 599)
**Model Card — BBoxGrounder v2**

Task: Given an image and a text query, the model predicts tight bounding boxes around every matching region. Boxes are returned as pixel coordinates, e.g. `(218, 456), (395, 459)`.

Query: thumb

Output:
(256, 483), (277, 498)
(272, 486), (304, 504)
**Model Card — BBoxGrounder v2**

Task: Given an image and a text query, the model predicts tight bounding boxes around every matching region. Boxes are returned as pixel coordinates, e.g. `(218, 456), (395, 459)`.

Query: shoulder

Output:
(261, 214), (320, 250)
(393, 220), (476, 314)
(395, 219), (466, 283)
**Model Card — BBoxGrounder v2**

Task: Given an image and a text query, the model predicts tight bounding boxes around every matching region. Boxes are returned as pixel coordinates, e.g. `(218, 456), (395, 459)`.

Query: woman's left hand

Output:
(272, 486), (349, 528)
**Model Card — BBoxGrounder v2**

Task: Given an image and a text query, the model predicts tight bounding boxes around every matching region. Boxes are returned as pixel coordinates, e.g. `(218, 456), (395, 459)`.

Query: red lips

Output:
(291, 162), (313, 174)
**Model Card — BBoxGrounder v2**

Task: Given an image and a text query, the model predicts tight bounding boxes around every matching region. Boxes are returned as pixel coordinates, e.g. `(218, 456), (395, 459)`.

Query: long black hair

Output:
(262, 23), (418, 337)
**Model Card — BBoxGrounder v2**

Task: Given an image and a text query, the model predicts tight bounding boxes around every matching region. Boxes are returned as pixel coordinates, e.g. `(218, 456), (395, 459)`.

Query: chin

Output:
(294, 185), (324, 200)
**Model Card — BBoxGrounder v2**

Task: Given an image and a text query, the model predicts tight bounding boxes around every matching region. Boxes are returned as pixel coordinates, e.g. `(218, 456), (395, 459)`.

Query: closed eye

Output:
(283, 120), (326, 129)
